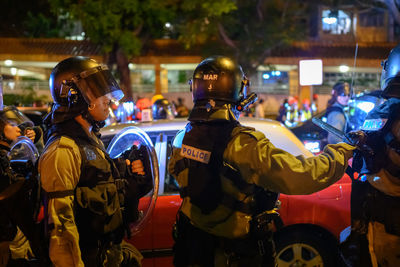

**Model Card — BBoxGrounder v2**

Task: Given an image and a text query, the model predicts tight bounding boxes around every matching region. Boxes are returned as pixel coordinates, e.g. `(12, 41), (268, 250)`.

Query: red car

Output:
(101, 117), (351, 267)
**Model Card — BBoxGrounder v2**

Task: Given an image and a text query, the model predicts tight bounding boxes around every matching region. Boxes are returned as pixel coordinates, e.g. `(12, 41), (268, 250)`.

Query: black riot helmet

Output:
(190, 56), (249, 104)
(188, 56), (253, 122)
(152, 99), (175, 120)
(332, 82), (350, 97)
(47, 56), (124, 124)
(380, 43), (400, 98)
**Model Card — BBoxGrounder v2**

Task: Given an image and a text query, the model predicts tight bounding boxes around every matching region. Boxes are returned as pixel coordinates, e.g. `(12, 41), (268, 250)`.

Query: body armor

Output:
(325, 103), (352, 133)
(178, 121), (279, 218)
(45, 121), (125, 246)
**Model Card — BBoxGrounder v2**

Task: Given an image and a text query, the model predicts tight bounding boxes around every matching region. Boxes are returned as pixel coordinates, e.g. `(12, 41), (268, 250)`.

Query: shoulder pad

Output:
(57, 136), (77, 149)
(172, 129), (185, 149)
(235, 126), (266, 141)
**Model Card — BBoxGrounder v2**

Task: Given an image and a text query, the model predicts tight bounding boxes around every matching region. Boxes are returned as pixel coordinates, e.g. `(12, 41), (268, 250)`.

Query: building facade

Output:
(0, 6), (398, 114)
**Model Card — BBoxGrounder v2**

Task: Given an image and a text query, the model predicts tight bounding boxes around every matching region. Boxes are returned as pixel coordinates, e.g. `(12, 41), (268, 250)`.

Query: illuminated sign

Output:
(299, 59), (323, 86)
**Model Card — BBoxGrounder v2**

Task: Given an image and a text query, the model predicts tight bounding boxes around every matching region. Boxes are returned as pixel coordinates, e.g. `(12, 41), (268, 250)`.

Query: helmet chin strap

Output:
(81, 109), (105, 133)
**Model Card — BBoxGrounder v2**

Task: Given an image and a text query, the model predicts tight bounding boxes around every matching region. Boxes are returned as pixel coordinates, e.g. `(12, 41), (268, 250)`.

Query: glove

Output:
(344, 130), (367, 147)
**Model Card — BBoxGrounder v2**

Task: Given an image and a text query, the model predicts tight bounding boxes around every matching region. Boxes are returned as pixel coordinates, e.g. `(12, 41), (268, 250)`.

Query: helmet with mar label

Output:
(190, 56), (249, 104)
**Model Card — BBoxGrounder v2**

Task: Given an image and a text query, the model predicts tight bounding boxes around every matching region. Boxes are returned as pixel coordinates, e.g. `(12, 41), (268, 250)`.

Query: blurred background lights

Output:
(322, 17), (337, 24)
(4, 60), (12, 66)
(339, 65), (349, 73)
(299, 59), (323, 86)
(10, 68), (17, 75)
(357, 101), (375, 113)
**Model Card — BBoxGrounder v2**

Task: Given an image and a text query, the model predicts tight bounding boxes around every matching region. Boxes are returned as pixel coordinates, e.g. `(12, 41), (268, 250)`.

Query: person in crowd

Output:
(326, 82), (351, 144)
(311, 93), (319, 114)
(135, 96), (152, 121)
(168, 55), (356, 267)
(175, 97), (189, 118)
(340, 43), (400, 267)
(255, 98), (265, 118)
(39, 56), (152, 267)
(152, 98), (176, 120)
(285, 96), (300, 127)
(300, 98), (312, 122)
(0, 111), (48, 266)
(276, 98), (288, 123)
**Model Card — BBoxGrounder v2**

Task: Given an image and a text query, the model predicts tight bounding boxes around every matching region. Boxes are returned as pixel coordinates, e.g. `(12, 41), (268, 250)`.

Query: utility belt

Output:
(173, 211), (278, 267)
(223, 210), (279, 258)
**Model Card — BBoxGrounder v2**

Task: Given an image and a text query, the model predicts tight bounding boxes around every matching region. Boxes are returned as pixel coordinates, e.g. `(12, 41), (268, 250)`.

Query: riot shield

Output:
(106, 126), (159, 236)
(0, 136), (38, 201)
(8, 136), (39, 176)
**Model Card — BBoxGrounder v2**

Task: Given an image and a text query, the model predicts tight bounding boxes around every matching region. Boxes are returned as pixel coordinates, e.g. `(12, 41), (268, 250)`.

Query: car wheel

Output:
(274, 228), (337, 267)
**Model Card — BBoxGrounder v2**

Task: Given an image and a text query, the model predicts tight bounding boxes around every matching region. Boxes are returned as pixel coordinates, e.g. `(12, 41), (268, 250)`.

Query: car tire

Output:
(274, 227), (338, 267)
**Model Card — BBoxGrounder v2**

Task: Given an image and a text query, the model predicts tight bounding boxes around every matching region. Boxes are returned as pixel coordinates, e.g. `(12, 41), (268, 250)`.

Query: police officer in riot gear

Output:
(326, 82), (352, 144)
(152, 98), (176, 120)
(340, 43), (400, 267)
(168, 55), (356, 267)
(0, 112), (49, 266)
(39, 56), (151, 267)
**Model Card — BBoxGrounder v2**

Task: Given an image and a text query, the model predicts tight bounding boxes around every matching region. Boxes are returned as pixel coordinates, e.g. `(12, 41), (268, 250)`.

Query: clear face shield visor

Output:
(71, 64), (124, 104)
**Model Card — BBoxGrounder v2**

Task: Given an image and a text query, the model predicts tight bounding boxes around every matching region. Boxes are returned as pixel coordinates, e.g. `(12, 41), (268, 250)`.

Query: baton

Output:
(312, 117), (347, 142)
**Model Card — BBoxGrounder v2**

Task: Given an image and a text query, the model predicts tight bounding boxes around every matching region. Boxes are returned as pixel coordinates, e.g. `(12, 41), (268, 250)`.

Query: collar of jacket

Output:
(44, 118), (99, 145)
(188, 101), (238, 122)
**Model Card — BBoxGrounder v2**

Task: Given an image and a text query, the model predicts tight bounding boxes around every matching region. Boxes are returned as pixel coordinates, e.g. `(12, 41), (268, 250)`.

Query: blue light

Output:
(263, 73), (270, 79)
(356, 101), (375, 114)
(275, 71), (281, 76)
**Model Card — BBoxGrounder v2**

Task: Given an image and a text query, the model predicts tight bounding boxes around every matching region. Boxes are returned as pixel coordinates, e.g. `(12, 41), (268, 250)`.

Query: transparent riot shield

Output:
(106, 126), (159, 236)
(8, 136), (39, 176)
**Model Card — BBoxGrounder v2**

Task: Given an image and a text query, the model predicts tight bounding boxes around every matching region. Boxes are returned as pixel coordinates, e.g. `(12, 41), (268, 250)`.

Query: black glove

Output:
(344, 130), (368, 147)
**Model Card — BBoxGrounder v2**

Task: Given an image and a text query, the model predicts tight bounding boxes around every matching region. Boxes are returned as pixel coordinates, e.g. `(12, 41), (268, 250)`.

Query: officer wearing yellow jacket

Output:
(39, 57), (150, 267)
(168, 56), (356, 267)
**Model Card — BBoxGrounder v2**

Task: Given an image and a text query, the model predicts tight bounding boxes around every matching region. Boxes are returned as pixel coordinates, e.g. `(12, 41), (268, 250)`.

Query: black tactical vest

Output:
(73, 138), (124, 245)
(44, 120), (124, 246)
(179, 121), (278, 216)
(325, 104), (352, 132)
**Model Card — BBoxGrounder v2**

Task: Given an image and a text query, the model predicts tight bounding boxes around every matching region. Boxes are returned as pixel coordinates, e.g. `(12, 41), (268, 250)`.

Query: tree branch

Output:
(133, 23), (143, 36)
(256, 0), (263, 21)
(217, 22), (237, 49)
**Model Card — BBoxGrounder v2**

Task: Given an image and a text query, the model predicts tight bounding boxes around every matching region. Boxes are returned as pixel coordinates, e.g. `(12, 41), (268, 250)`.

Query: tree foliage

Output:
(175, 0), (309, 75)
(0, 0), (60, 37)
(48, 0), (178, 100)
